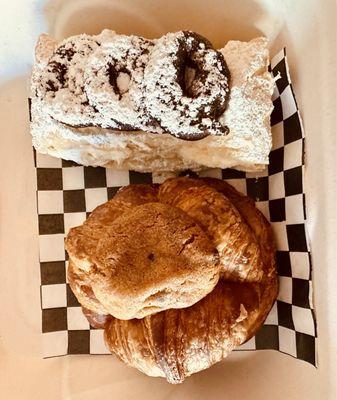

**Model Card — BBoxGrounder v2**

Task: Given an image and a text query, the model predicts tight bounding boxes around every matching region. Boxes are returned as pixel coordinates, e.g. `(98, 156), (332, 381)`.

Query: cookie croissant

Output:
(65, 177), (278, 383)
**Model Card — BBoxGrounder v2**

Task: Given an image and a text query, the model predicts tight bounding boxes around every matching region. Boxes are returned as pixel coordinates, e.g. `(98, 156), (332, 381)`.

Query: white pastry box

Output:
(0, 0), (336, 399)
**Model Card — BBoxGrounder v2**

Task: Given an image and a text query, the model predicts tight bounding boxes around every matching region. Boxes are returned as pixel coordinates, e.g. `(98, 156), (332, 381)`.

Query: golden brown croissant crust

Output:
(65, 177), (278, 383)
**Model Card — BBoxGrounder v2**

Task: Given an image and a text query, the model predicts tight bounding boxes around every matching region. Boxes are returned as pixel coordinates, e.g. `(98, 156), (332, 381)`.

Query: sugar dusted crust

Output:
(30, 32), (274, 172)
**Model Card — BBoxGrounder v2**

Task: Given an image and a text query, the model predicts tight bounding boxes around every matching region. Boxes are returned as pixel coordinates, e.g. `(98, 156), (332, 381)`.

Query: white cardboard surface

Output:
(0, 0), (336, 398)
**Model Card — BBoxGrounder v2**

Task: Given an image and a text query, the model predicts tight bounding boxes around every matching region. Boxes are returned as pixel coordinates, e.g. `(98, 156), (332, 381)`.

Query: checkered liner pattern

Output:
(35, 49), (317, 365)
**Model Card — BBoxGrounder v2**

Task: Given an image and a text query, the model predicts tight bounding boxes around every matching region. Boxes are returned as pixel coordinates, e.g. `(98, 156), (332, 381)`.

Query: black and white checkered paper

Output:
(35, 49), (317, 365)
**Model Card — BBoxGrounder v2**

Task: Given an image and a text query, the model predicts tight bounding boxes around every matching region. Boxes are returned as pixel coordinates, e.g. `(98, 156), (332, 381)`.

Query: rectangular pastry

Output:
(30, 30), (274, 172)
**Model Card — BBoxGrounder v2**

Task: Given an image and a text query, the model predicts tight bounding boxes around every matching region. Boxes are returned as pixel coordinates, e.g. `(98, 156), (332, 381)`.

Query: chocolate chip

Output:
(148, 253), (155, 261)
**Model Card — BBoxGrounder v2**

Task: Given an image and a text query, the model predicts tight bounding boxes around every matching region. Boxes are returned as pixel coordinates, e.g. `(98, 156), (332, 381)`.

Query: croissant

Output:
(65, 177), (278, 383)
(158, 178), (264, 281)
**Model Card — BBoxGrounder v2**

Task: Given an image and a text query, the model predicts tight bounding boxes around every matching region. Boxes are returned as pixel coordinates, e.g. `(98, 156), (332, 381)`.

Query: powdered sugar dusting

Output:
(219, 38), (275, 162)
(31, 33), (274, 172)
(35, 34), (106, 127)
(144, 32), (230, 139)
(84, 33), (154, 129)
(117, 72), (131, 94)
(33, 30), (231, 139)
